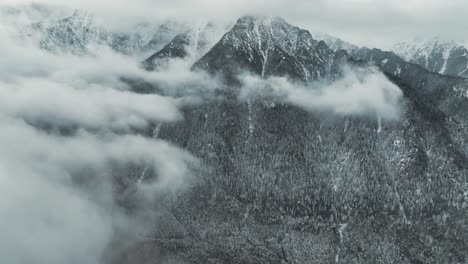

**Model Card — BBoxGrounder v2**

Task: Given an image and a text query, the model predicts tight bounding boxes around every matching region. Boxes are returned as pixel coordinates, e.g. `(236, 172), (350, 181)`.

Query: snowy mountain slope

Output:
(36, 10), (109, 54)
(392, 38), (468, 78)
(135, 20), (468, 263)
(144, 21), (230, 70)
(353, 47), (468, 122)
(141, 20), (188, 54)
(134, 17), (468, 263)
(1, 5), (185, 56)
(314, 32), (360, 53)
(36, 10), (185, 56)
(192, 16), (349, 82)
(29, 8), (230, 59)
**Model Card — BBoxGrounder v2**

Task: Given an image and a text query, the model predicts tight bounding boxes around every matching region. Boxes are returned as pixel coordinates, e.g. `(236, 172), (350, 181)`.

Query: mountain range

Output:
(125, 15), (468, 264)
(4, 7), (468, 264)
(316, 34), (468, 78)
(17, 7), (468, 79)
(392, 38), (468, 78)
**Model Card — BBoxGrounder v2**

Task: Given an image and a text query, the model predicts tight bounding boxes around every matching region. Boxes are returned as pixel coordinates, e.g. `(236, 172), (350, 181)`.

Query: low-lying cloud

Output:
(0, 79), (181, 131)
(240, 66), (403, 120)
(0, 14), (198, 264)
(0, 118), (196, 264)
(0, 20), (190, 131)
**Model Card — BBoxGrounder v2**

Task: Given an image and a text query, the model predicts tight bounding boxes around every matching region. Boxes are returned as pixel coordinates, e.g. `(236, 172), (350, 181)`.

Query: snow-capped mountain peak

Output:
(223, 15), (318, 58)
(193, 15), (348, 82)
(37, 9), (109, 54)
(3, 5), (186, 56)
(392, 37), (468, 77)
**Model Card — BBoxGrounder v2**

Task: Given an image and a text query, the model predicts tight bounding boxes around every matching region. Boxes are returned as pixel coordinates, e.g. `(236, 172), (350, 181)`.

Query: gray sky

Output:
(3, 0), (468, 49)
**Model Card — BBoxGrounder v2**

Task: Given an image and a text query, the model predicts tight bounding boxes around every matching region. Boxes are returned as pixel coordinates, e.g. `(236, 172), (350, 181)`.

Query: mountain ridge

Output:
(392, 38), (468, 78)
(190, 15), (349, 84)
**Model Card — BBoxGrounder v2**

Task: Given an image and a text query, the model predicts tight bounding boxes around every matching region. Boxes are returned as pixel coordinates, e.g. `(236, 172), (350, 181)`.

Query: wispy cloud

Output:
(240, 66), (403, 120)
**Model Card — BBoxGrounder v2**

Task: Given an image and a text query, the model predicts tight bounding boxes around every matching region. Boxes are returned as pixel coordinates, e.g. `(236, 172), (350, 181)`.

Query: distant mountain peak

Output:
(313, 33), (360, 53)
(224, 15), (315, 54)
(143, 21), (229, 69)
(236, 14), (283, 22)
(392, 37), (468, 77)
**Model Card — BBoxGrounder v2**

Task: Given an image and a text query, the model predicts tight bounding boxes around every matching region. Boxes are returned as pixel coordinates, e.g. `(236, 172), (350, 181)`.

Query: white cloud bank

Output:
(240, 66), (403, 120)
(0, 79), (181, 130)
(0, 118), (195, 264)
(0, 14), (197, 264)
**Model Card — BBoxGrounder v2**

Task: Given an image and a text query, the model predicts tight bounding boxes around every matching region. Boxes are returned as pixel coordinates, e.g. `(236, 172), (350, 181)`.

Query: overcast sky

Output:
(2, 0), (468, 49)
